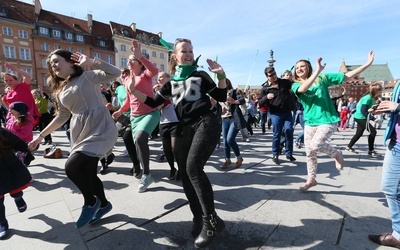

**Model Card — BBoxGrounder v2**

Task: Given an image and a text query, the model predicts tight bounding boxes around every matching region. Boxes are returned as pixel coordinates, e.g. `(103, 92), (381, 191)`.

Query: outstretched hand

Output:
(4, 63), (19, 72)
(315, 57), (326, 73)
(206, 59), (224, 75)
(130, 40), (142, 60)
(71, 52), (92, 68)
(366, 50), (374, 66)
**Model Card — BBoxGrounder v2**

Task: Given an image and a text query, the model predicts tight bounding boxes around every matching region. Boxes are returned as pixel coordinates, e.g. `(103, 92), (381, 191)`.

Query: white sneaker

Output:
(138, 174), (154, 193)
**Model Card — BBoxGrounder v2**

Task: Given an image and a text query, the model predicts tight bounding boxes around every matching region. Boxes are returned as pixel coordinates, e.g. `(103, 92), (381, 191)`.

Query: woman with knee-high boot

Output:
(128, 38), (227, 248)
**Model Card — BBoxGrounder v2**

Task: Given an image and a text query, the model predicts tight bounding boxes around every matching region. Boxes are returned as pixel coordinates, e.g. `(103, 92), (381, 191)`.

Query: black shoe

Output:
(106, 153), (115, 165)
(23, 152), (35, 166)
(295, 142), (301, 149)
(100, 158), (108, 174)
(286, 155), (296, 161)
(14, 196), (27, 213)
(168, 168), (177, 180)
(272, 155), (279, 165)
(158, 154), (165, 162)
(130, 165), (141, 179)
(175, 170), (181, 181)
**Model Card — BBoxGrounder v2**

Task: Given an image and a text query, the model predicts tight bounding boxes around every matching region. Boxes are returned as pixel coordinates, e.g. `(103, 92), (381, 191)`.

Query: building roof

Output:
(0, 0), (35, 24)
(110, 21), (163, 46)
(344, 64), (394, 82)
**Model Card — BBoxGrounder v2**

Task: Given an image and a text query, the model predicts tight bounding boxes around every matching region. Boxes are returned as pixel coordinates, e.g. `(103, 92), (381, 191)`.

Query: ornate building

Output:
(0, 0), (170, 94)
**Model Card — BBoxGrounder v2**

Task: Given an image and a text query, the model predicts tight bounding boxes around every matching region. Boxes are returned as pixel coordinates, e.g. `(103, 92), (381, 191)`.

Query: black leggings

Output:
(179, 112), (221, 217)
(347, 118), (377, 151)
(65, 152), (108, 207)
(122, 127), (140, 169)
(162, 136), (181, 171)
(135, 131), (151, 175)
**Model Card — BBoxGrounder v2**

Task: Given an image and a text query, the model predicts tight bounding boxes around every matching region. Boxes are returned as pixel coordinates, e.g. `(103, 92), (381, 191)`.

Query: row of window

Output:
(119, 57), (165, 71)
(2, 26), (29, 39)
(39, 27), (84, 42)
(3, 45), (31, 60)
(119, 44), (165, 59)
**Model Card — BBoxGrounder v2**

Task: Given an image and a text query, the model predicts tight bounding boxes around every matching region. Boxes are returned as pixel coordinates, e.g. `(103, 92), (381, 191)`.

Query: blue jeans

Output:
(346, 113), (356, 128)
(259, 111), (268, 133)
(269, 111), (294, 156)
(294, 110), (305, 143)
(221, 117), (240, 159)
(382, 140), (400, 234)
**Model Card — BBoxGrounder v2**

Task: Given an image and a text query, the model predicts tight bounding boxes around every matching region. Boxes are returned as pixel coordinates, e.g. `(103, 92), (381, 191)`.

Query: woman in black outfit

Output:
(128, 38), (227, 248)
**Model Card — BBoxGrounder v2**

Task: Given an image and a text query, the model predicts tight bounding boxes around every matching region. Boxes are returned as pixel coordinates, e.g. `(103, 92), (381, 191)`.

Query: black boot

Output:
(194, 212), (225, 248)
(191, 216), (202, 238)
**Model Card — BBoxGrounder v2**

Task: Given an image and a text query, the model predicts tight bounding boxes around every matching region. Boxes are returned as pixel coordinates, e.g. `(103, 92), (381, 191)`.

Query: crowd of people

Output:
(1, 42), (399, 249)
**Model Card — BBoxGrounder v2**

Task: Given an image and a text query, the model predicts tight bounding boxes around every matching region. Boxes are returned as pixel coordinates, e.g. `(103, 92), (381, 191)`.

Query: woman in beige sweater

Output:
(28, 50), (119, 228)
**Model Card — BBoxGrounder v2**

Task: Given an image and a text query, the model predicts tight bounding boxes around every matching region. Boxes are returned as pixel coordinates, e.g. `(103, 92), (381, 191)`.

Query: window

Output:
(106, 55), (112, 64)
(52, 30), (61, 37)
(152, 51), (156, 57)
(65, 33), (73, 39)
(99, 41), (106, 47)
(2, 26), (12, 36)
(40, 42), (50, 51)
(121, 44), (126, 51)
(18, 30), (28, 39)
(4, 45), (16, 58)
(121, 58), (127, 67)
(94, 53), (100, 58)
(76, 35), (84, 42)
(160, 64), (165, 71)
(39, 27), (48, 35)
(141, 49), (147, 57)
(78, 49), (84, 54)
(42, 58), (47, 68)
(160, 53), (165, 59)
(66, 47), (73, 52)
(19, 48), (31, 60)
(154, 63), (157, 68)
(54, 44), (61, 50)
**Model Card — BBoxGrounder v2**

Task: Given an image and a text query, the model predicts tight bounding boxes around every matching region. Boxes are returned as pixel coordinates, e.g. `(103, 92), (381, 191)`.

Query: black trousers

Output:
(178, 112), (221, 217)
(348, 118), (377, 151)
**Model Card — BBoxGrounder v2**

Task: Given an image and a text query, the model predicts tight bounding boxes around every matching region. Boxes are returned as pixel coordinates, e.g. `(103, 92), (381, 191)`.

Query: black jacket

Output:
(258, 78), (295, 113)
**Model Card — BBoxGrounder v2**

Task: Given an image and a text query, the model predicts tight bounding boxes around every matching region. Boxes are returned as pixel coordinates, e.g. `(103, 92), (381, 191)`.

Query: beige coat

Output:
(53, 58), (119, 158)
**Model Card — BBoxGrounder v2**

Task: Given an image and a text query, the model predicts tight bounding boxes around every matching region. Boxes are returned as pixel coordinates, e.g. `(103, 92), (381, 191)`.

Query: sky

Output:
(20, 0), (400, 87)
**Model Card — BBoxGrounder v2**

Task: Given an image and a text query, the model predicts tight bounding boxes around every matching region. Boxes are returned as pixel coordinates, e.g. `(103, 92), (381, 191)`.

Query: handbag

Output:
(43, 145), (63, 159)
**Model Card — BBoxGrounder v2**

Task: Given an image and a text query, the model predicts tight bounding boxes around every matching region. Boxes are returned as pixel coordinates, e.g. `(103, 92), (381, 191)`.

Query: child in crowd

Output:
(0, 127), (32, 239)
(339, 106), (349, 130)
(6, 101), (35, 165)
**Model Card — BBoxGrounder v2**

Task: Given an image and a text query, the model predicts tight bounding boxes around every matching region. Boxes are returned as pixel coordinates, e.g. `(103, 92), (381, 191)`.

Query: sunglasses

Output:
(267, 72), (277, 77)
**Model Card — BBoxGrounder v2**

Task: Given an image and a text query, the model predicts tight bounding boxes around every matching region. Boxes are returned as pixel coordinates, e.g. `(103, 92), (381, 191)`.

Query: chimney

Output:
(34, 0), (42, 21)
(87, 14), (93, 33)
(130, 23), (136, 32)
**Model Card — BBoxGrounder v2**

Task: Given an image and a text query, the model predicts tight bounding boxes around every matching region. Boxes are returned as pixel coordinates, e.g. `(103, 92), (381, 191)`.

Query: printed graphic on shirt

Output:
(171, 76), (202, 105)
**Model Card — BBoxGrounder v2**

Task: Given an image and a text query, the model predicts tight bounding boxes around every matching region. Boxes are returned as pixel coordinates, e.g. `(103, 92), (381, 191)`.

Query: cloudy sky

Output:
(21, 0), (400, 87)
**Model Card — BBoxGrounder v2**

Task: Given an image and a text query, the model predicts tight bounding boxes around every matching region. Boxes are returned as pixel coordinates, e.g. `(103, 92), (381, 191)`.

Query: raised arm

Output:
(5, 63), (31, 84)
(297, 57), (325, 93)
(344, 51), (374, 81)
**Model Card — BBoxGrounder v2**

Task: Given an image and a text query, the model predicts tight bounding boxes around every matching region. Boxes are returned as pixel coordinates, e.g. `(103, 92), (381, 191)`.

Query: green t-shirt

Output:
(353, 94), (375, 119)
(292, 73), (345, 126)
(115, 85), (130, 116)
